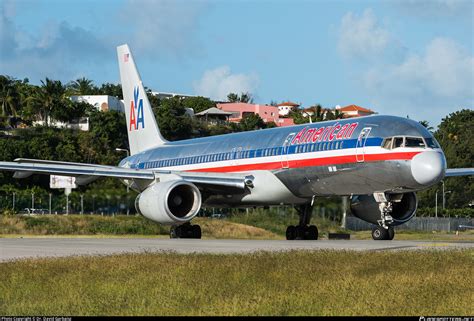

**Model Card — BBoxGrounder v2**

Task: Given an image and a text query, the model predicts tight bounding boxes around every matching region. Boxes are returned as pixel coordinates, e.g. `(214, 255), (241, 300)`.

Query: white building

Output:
(277, 101), (300, 116)
(33, 117), (90, 131)
(70, 95), (124, 113)
(151, 92), (206, 100)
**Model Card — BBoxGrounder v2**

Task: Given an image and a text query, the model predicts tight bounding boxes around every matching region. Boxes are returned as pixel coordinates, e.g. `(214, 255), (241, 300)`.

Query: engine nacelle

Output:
(135, 180), (202, 225)
(350, 192), (417, 226)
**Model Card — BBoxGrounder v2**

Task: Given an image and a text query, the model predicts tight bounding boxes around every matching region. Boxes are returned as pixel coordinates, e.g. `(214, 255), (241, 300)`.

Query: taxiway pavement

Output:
(1, 238), (472, 261)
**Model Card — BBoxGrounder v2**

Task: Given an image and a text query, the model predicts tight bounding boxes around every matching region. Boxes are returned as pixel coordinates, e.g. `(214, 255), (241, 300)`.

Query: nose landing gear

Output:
(373, 192), (396, 240)
(371, 225), (395, 240)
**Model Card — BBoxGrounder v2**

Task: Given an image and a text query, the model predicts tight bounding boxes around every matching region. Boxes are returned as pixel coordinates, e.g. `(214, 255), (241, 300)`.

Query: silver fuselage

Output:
(119, 115), (446, 206)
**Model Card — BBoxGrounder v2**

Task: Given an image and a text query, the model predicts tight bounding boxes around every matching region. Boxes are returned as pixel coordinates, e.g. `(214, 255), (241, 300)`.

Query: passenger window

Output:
(405, 137), (425, 148)
(393, 137), (404, 148)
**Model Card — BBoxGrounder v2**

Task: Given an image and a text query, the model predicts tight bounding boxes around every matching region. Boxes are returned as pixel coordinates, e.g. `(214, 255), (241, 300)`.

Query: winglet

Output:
(117, 44), (167, 155)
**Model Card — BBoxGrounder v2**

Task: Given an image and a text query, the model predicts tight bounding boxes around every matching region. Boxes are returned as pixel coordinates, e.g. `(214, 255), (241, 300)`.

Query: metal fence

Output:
(346, 216), (474, 232)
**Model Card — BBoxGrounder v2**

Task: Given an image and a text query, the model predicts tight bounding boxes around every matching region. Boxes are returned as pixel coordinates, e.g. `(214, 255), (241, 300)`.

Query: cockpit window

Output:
(424, 137), (440, 149)
(382, 138), (392, 149)
(381, 136), (430, 149)
(393, 137), (404, 148)
(405, 137), (425, 148)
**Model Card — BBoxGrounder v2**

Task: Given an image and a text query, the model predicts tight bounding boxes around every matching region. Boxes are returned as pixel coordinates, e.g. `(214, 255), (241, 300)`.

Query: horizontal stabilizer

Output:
(445, 168), (474, 177)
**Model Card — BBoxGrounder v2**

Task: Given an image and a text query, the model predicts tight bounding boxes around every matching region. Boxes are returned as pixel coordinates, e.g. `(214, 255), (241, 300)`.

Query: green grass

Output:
(0, 214), (280, 239)
(1, 250), (472, 316)
(0, 214), (168, 235)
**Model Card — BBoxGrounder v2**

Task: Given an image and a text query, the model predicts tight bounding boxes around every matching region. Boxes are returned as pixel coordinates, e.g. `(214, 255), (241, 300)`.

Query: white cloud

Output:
(119, 0), (206, 58)
(394, 0), (473, 18)
(0, 0), (112, 82)
(337, 8), (391, 59)
(0, 0), (206, 82)
(193, 66), (259, 101)
(363, 37), (474, 124)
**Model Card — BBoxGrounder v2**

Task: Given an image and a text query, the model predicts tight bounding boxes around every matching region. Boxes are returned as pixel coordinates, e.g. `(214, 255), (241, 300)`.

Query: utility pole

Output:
(49, 193), (52, 214)
(435, 190), (438, 218)
(341, 196), (347, 229)
(12, 192), (15, 211)
(65, 188), (71, 215)
(92, 195), (96, 214)
(31, 192), (35, 209)
(80, 194), (84, 215)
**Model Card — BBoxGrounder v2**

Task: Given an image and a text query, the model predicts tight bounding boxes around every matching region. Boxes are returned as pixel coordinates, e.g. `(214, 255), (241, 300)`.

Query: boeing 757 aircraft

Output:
(1, 44), (472, 240)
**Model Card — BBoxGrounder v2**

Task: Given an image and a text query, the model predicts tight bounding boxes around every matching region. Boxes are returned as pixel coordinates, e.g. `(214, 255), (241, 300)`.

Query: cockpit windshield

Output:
(424, 137), (441, 148)
(381, 136), (437, 150)
(405, 137), (425, 148)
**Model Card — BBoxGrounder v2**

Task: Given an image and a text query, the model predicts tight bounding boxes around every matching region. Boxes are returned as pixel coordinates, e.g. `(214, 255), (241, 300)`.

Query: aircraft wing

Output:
(445, 168), (474, 177)
(0, 159), (251, 190)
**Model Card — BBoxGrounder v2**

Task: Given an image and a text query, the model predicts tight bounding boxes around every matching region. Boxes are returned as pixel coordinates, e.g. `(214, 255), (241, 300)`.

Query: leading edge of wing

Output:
(0, 161), (155, 180)
(445, 168), (474, 177)
(0, 161), (250, 190)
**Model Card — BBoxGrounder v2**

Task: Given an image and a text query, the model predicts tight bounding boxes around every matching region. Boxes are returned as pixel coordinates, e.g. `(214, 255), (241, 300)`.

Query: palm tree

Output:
(29, 78), (70, 126)
(419, 120), (434, 132)
(0, 75), (19, 118)
(68, 77), (96, 95)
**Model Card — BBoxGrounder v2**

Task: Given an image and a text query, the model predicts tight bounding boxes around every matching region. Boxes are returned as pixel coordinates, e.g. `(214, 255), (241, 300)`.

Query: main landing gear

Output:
(286, 203), (318, 240)
(170, 223), (202, 239)
(372, 192), (396, 240)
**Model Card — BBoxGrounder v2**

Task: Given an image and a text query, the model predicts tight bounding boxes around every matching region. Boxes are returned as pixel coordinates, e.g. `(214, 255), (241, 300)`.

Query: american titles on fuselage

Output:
(290, 122), (359, 145)
(129, 86), (145, 131)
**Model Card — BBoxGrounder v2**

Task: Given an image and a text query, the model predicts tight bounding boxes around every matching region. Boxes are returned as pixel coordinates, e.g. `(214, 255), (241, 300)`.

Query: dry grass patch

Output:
(195, 218), (280, 239)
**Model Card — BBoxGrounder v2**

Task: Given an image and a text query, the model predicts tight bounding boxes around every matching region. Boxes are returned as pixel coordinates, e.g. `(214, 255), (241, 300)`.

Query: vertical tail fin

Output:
(117, 44), (167, 155)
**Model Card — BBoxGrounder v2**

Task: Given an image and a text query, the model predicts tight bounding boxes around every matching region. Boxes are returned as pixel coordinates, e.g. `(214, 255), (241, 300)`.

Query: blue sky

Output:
(1, 0), (473, 126)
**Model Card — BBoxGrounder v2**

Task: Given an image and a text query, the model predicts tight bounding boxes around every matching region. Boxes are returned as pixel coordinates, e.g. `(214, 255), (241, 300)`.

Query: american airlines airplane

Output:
(0, 44), (472, 240)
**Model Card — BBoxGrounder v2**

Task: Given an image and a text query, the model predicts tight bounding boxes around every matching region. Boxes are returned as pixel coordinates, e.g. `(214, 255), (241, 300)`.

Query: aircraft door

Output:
(231, 147), (242, 166)
(281, 133), (295, 169)
(355, 127), (371, 162)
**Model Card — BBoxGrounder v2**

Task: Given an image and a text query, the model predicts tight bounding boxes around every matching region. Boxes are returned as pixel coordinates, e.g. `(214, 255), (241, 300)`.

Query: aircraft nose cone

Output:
(411, 151), (446, 186)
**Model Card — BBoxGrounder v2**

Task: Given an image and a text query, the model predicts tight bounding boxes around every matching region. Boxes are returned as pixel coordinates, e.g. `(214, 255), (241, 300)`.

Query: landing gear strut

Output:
(170, 223), (201, 239)
(372, 192), (396, 240)
(286, 203), (318, 240)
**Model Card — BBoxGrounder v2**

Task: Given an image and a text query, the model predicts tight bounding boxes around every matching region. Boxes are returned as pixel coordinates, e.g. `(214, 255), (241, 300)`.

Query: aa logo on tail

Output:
(129, 87), (145, 131)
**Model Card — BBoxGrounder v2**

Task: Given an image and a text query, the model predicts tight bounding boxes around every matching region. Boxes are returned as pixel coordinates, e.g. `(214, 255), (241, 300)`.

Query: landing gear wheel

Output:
(372, 226), (389, 240)
(286, 203), (319, 241)
(306, 225), (318, 240)
(170, 226), (179, 239)
(286, 225), (296, 240)
(296, 226), (306, 240)
(387, 226), (395, 240)
(192, 225), (202, 239)
(170, 224), (202, 239)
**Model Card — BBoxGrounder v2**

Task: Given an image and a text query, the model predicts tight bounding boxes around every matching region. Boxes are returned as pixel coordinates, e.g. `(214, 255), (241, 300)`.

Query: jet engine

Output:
(350, 192), (417, 226)
(135, 180), (202, 225)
